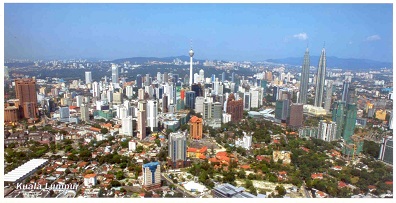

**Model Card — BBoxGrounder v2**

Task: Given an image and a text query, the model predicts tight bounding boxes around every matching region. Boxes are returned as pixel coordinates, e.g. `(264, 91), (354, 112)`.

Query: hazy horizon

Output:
(4, 3), (393, 62)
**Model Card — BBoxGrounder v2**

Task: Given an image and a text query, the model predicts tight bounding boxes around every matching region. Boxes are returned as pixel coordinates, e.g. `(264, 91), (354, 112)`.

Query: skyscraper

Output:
(146, 100), (158, 132)
(142, 162), (161, 189)
(92, 81), (100, 99)
(137, 110), (146, 140)
(287, 103), (303, 128)
(111, 64), (119, 83)
(85, 71), (92, 84)
(226, 93), (243, 123)
(15, 78), (38, 119)
(122, 116), (133, 136)
(299, 48), (310, 104)
(136, 74), (143, 88)
(324, 80), (333, 112)
(343, 103), (357, 144)
(185, 91), (196, 109)
(332, 101), (346, 139)
(190, 116), (203, 140)
(189, 48), (194, 86)
(314, 48), (326, 107)
(318, 120), (337, 142)
(80, 104), (89, 121)
(168, 132), (187, 168)
(341, 81), (350, 103)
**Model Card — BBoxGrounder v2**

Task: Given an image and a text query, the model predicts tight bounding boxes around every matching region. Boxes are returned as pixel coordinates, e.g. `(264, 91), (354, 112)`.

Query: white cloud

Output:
(366, 35), (381, 41)
(292, 33), (308, 40)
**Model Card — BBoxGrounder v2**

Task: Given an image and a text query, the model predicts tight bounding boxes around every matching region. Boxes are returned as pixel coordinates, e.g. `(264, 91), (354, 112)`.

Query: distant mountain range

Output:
(112, 55), (206, 64)
(265, 56), (392, 70)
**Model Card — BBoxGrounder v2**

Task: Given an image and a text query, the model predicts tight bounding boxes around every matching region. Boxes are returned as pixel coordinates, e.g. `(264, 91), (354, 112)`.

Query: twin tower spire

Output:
(298, 45), (326, 108)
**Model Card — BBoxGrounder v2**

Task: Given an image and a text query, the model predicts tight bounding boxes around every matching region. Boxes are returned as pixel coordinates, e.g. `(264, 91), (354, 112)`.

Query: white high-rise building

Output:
(85, 71), (92, 84)
(76, 95), (83, 107)
(142, 162), (161, 189)
(199, 69), (204, 83)
(318, 120), (337, 142)
(122, 116), (133, 136)
(126, 85), (133, 99)
(117, 105), (128, 119)
(145, 85), (154, 99)
(92, 81), (100, 99)
(146, 100), (158, 132)
(157, 72), (162, 83)
(111, 64), (119, 84)
(195, 96), (205, 114)
(129, 140), (137, 152)
(194, 73), (200, 84)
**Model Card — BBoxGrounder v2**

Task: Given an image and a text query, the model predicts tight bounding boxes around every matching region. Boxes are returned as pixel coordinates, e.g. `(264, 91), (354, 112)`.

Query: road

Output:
(161, 173), (195, 198)
(301, 182), (311, 198)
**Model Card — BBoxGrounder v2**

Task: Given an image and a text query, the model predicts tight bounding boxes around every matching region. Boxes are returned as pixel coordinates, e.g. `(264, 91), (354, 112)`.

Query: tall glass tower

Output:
(299, 48), (310, 104)
(314, 48), (326, 107)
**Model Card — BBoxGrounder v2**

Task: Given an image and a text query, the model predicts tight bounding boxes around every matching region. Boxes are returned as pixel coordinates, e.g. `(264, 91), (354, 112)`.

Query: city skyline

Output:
(4, 3), (393, 62)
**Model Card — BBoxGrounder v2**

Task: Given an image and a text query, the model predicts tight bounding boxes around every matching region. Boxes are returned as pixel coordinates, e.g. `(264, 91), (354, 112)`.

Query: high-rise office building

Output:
(314, 48), (326, 107)
(85, 71), (92, 84)
(341, 81), (350, 103)
(332, 101), (346, 139)
(190, 116), (203, 140)
(203, 101), (212, 120)
(195, 96), (205, 114)
(299, 48), (310, 104)
(275, 99), (290, 122)
(185, 91), (196, 109)
(346, 86), (357, 104)
(343, 103), (357, 144)
(126, 85), (133, 99)
(378, 137), (393, 165)
(324, 81), (333, 112)
(226, 93), (243, 123)
(168, 132), (187, 168)
(243, 92), (251, 111)
(288, 103), (303, 128)
(136, 74), (143, 89)
(191, 84), (203, 97)
(162, 95), (168, 113)
(221, 72), (226, 82)
(137, 110), (147, 140)
(142, 162), (161, 189)
(15, 78), (38, 119)
(111, 64), (119, 83)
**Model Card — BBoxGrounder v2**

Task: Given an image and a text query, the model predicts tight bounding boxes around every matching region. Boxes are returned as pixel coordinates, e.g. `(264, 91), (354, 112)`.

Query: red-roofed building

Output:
(240, 165), (250, 170)
(187, 146), (207, 159)
(311, 173), (323, 180)
(338, 181), (347, 188)
(300, 147), (310, 153)
(89, 127), (101, 133)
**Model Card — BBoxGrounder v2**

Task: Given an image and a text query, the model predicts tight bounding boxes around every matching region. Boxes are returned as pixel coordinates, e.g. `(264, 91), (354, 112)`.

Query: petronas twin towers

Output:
(298, 47), (326, 107)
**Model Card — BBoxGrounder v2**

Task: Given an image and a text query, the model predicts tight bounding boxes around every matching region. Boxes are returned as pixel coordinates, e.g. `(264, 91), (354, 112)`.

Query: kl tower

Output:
(189, 46), (194, 87)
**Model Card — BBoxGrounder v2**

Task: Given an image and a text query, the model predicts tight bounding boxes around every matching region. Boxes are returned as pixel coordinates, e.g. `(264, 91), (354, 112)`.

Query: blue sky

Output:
(4, 3), (393, 62)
